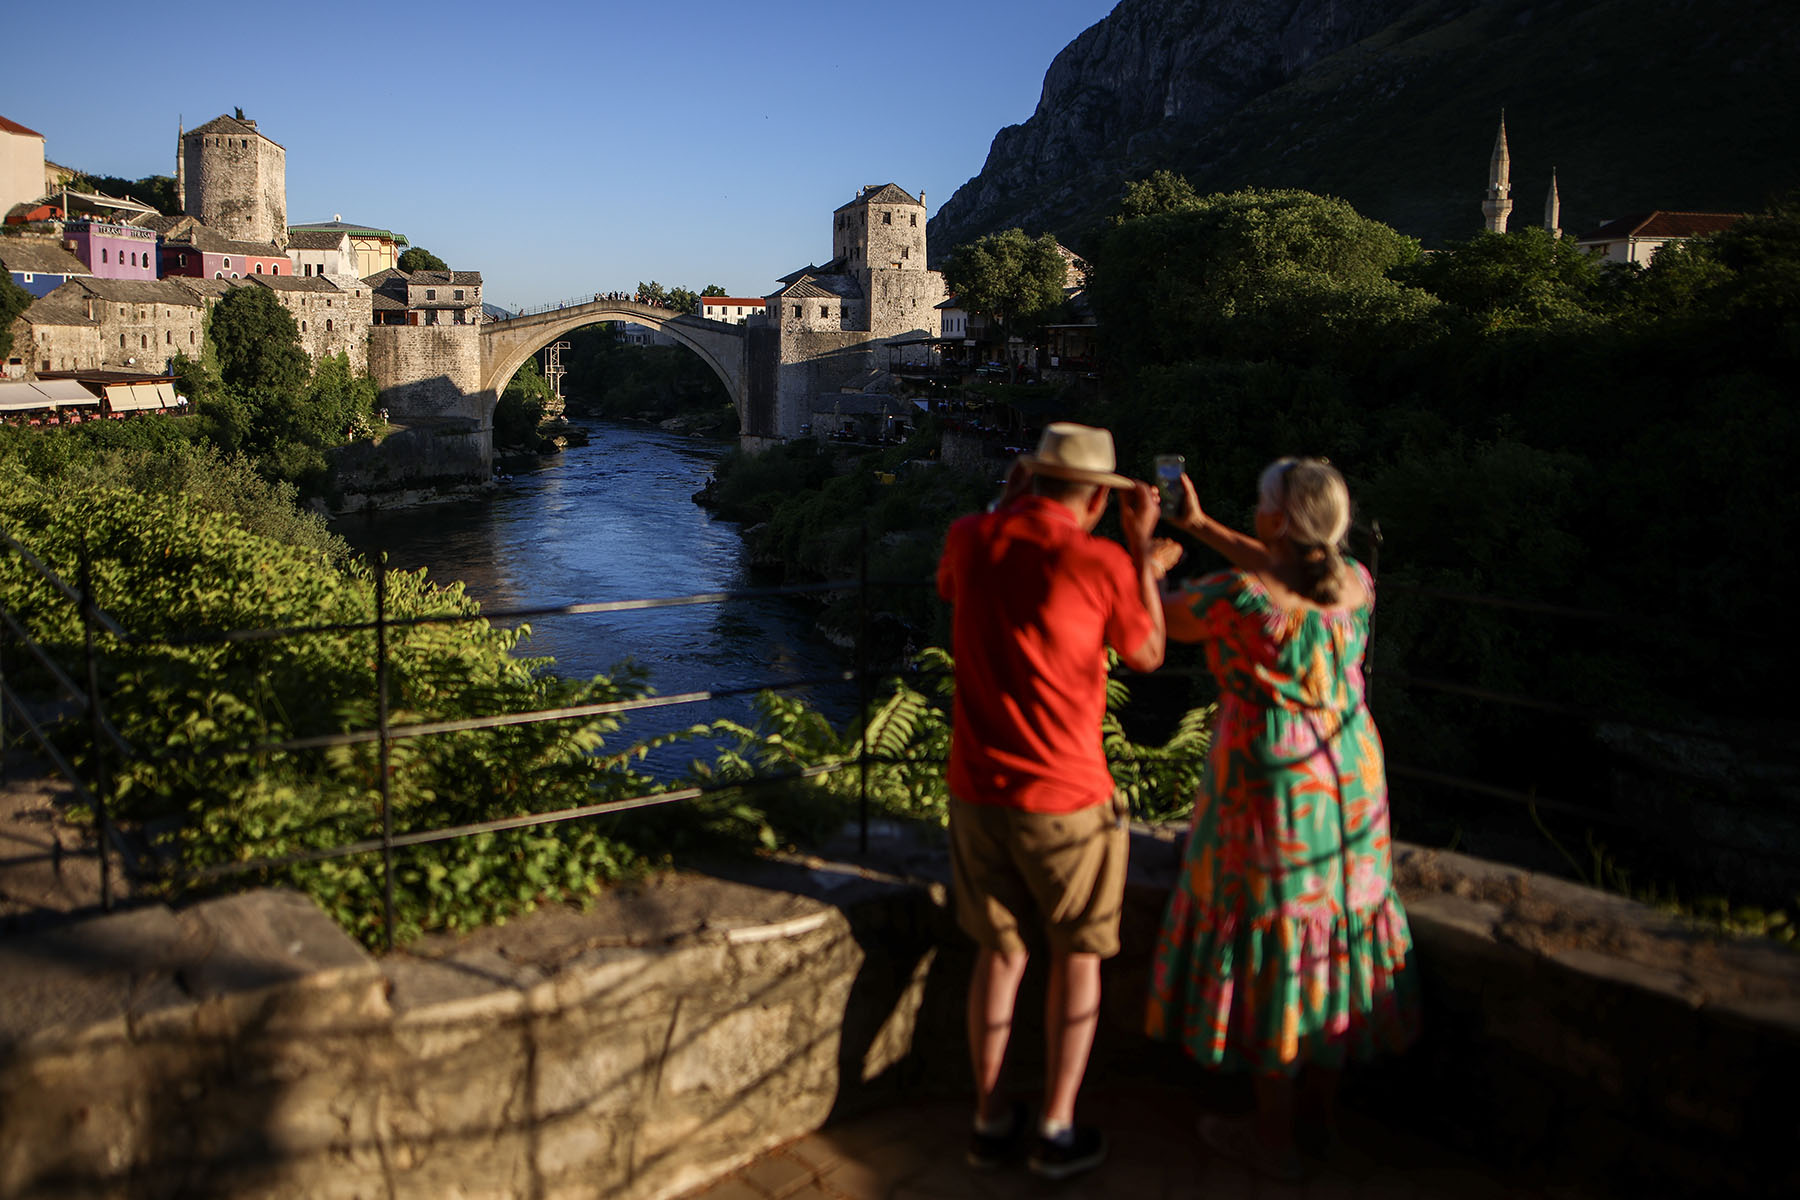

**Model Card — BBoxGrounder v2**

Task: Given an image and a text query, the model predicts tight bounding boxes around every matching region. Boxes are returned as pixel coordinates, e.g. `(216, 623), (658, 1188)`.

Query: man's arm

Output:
(1116, 481), (1166, 673)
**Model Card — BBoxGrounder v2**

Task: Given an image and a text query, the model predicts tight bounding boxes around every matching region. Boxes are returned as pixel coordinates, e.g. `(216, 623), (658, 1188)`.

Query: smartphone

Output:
(1154, 454), (1187, 518)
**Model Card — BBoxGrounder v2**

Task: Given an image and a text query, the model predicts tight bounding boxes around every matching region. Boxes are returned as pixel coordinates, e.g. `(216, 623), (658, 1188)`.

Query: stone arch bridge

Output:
(480, 299), (750, 429)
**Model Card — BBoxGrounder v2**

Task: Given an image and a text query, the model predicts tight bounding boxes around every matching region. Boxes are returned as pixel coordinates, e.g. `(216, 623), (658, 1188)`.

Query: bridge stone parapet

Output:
(481, 300), (750, 436)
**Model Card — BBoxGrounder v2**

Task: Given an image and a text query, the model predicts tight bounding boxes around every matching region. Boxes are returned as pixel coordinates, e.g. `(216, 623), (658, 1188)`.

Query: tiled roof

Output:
(371, 292), (407, 311)
(775, 272), (861, 301)
(182, 278), (237, 301)
(19, 282), (96, 325)
(286, 229), (349, 251)
(170, 226), (286, 257)
(1576, 211), (1746, 243)
(406, 269), (483, 286)
(1, 115), (45, 139)
(254, 275), (342, 294)
(0, 240), (90, 276)
(77, 277), (207, 306)
(701, 297), (767, 308)
(291, 219), (400, 240)
(835, 183), (922, 212)
(187, 114), (285, 150)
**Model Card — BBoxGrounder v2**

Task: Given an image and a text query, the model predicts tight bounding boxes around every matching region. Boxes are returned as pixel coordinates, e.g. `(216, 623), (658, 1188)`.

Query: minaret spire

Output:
(1545, 168), (1561, 239)
(175, 118), (185, 212)
(1482, 110), (1513, 233)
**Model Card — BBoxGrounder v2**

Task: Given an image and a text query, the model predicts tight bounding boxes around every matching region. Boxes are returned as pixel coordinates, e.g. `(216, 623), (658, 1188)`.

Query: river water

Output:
(333, 421), (857, 774)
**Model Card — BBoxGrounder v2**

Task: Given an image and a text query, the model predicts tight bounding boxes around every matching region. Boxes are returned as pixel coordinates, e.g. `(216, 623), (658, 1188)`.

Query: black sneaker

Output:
(966, 1101), (1028, 1169)
(1027, 1125), (1106, 1181)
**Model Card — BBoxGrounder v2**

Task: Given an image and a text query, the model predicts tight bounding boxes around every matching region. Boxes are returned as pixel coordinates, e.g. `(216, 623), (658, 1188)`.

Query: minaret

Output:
(1482, 112), (1513, 234)
(175, 119), (185, 211)
(1545, 169), (1561, 239)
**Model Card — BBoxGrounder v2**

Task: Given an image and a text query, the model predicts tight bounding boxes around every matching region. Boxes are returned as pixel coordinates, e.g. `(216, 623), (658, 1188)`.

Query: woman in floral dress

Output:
(1145, 458), (1418, 1180)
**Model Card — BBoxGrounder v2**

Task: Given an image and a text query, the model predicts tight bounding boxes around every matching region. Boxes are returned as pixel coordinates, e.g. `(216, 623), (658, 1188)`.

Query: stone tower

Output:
(1545, 169), (1561, 239)
(1482, 112), (1513, 234)
(181, 113), (287, 247)
(831, 184), (944, 338)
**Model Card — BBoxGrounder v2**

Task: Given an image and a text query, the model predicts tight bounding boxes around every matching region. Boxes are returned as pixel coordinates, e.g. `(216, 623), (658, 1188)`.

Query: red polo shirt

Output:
(937, 495), (1153, 813)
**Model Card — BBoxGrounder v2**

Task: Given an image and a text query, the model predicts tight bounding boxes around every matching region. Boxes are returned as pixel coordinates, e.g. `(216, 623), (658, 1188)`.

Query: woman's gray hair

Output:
(1257, 457), (1353, 602)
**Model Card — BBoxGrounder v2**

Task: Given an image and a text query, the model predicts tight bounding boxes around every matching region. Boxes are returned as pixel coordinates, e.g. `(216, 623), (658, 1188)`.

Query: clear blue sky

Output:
(2, 0), (1119, 310)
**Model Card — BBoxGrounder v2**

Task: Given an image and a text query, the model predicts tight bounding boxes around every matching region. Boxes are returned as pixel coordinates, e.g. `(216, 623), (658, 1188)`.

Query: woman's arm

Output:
(1165, 473), (1275, 573)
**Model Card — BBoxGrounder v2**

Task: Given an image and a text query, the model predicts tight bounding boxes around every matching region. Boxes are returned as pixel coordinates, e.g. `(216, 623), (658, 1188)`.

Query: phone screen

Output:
(1154, 455), (1186, 517)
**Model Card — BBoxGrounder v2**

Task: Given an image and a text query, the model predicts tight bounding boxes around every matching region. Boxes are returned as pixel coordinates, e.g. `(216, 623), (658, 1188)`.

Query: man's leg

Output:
(968, 945), (1029, 1124)
(1041, 948), (1102, 1127)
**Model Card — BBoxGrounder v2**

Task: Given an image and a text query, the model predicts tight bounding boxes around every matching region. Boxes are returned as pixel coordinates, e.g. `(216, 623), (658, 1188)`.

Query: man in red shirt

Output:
(936, 422), (1166, 1180)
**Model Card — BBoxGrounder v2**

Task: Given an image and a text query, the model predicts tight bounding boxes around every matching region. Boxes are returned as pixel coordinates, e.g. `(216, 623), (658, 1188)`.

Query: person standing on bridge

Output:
(937, 422), (1168, 1182)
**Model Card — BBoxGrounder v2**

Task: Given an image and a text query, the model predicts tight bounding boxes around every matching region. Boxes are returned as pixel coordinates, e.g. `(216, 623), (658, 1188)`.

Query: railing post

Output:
(857, 524), (870, 855)
(376, 554), (396, 951)
(78, 534), (113, 912)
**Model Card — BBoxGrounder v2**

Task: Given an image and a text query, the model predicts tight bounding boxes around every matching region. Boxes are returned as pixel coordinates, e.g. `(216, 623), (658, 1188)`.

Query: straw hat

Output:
(1019, 422), (1135, 490)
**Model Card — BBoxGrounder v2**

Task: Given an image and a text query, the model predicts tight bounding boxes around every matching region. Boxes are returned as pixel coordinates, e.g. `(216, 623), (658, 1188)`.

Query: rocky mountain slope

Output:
(929, 0), (1800, 255)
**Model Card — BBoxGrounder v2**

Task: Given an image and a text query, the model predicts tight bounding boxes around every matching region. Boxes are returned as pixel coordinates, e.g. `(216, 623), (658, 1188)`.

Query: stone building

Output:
(179, 114), (287, 248)
(285, 228), (360, 278)
(10, 278), (207, 375)
(365, 268), (483, 326)
(1, 115), (46, 218)
(288, 218), (404, 278)
(150, 215), (290, 279)
(254, 275), (372, 370)
(2, 237), (92, 298)
(748, 184), (945, 443)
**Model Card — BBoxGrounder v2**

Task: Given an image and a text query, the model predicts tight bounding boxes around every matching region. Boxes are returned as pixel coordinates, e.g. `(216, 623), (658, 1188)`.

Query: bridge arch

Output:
(479, 299), (749, 433)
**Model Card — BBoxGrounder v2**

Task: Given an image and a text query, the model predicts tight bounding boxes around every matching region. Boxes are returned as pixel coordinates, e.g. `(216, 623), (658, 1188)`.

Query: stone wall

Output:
(331, 420), (492, 506)
(2, 838), (1794, 1199)
(184, 127), (287, 247)
(369, 325), (484, 423)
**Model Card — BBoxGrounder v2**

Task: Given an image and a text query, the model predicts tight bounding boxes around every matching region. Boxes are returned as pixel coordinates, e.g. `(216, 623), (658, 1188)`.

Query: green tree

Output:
(701, 284), (727, 297)
(1399, 226), (1606, 329)
(496, 358), (551, 447)
(1089, 188), (1435, 373)
(209, 285), (310, 396)
(398, 247), (448, 272)
(1114, 169), (1201, 223)
(944, 229), (1070, 357)
(666, 286), (699, 314)
(0, 272), (33, 362)
(636, 280), (669, 308)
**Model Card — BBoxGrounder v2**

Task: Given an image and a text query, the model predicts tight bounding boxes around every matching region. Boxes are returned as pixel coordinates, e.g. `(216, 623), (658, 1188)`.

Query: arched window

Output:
(301, 321), (307, 332)
(255, 264), (263, 274)
(102, 248), (108, 263)
(166, 331), (172, 344)
(215, 272), (224, 279)
(223, 257), (231, 268)
(270, 263), (279, 275)
(120, 334), (127, 347)
(230, 273), (239, 279)
(140, 334), (148, 349)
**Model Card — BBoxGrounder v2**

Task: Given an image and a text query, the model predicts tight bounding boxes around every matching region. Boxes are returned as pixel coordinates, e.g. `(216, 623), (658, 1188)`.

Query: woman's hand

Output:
(1169, 473), (1206, 536)
(1147, 537), (1185, 581)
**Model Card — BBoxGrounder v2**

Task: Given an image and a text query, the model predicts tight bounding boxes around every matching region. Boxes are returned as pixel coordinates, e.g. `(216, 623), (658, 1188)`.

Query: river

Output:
(333, 420), (858, 774)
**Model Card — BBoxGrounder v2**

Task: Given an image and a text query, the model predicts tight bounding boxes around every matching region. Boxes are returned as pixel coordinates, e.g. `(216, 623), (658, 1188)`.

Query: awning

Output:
(103, 381), (179, 411)
(0, 379), (100, 411)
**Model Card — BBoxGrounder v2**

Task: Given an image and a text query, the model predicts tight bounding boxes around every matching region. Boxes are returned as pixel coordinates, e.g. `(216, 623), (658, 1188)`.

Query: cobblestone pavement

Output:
(679, 1083), (1537, 1200)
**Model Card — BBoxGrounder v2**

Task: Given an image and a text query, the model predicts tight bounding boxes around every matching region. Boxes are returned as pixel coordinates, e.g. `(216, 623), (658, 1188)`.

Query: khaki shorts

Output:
(948, 795), (1129, 958)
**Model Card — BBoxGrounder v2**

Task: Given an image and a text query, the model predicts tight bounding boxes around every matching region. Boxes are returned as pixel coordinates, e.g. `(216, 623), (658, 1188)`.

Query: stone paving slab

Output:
(678, 1084), (1543, 1200)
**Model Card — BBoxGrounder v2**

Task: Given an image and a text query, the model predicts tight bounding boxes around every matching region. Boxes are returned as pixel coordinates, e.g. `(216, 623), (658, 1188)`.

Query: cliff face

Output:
(930, 0), (1800, 255)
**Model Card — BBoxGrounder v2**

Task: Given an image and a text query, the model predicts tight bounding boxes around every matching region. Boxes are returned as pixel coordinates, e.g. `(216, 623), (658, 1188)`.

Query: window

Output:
(820, 307), (828, 319)
(326, 319), (333, 332)
(301, 321), (307, 332)
(178, 254), (187, 267)
(255, 264), (263, 274)
(141, 334), (148, 349)
(901, 247), (909, 260)
(454, 289), (464, 300)
(883, 212), (892, 225)
(792, 305), (801, 318)
(426, 289), (437, 300)
(20, 273), (30, 283)
(190, 331), (196, 344)
(102, 248), (108, 263)
(223, 257), (231, 268)
(120, 334), (126, 347)
(270, 263), (279, 275)
(910, 213), (917, 227)
(215, 272), (224, 279)
(165, 331), (171, 344)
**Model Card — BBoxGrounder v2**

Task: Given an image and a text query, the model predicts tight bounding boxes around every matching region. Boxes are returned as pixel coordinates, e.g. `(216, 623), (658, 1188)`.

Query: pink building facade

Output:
(64, 220), (158, 280)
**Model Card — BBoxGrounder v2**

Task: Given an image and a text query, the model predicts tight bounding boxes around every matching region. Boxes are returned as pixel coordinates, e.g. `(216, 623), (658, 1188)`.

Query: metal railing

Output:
(4, 521), (1791, 951)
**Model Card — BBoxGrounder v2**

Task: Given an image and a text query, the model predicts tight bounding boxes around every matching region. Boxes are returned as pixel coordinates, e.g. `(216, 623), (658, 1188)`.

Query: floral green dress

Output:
(1145, 561), (1419, 1075)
